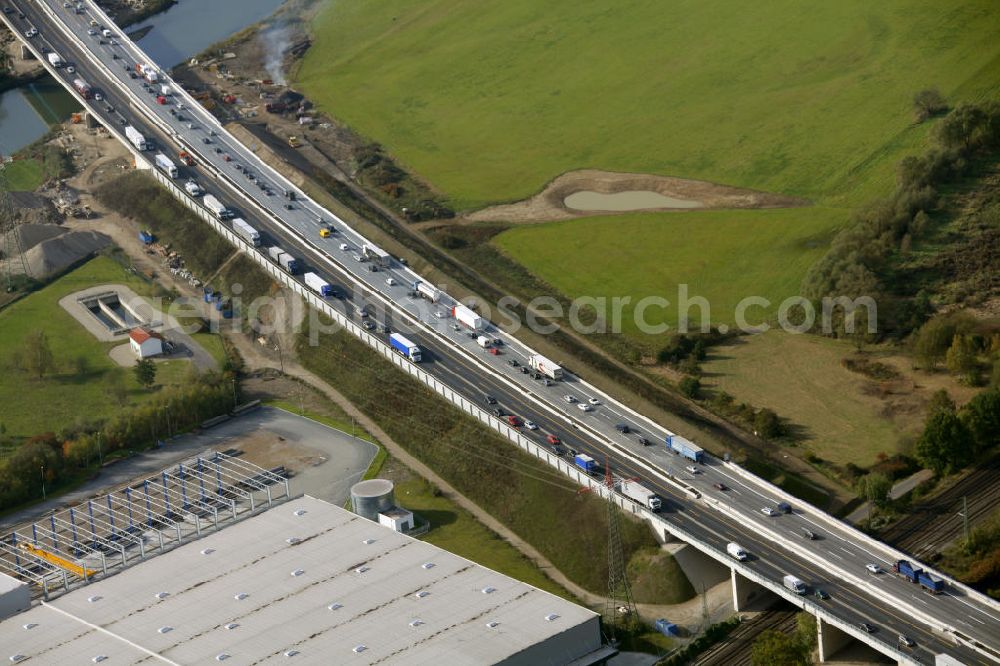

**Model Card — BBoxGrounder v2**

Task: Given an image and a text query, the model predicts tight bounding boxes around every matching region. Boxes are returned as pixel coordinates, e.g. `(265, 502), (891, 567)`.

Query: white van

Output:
(726, 543), (748, 561)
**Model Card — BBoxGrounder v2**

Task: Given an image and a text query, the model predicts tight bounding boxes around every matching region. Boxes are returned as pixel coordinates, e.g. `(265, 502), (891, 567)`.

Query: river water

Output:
(0, 0), (284, 156)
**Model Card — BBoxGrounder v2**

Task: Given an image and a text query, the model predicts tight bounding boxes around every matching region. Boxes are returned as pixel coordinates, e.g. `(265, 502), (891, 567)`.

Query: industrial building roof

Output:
(0, 495), (602, 665)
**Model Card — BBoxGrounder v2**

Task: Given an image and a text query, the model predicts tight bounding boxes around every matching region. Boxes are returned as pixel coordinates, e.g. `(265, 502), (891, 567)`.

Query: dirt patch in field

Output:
(464, 169), (810, 224)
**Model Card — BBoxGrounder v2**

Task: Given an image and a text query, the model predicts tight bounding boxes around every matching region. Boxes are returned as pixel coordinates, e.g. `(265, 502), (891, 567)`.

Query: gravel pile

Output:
(5, 224), (113, 277)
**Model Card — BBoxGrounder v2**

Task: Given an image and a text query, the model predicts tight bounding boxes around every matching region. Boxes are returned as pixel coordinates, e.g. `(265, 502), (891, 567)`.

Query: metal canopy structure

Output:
(0, 452), (290, 598)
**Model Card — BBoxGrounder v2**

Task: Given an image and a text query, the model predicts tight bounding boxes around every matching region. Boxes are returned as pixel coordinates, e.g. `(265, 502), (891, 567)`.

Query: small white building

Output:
(128, 327), (163, 358)
(378, 507), (414, 533)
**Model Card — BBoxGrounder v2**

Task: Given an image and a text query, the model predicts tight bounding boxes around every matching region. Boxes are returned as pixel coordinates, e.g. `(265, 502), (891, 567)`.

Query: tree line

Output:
(0, 372), (235, 511)
(802, 100), (1000, 339)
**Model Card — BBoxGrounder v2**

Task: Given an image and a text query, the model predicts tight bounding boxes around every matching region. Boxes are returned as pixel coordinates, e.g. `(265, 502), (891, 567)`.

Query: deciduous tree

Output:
(754, 409), (783, 439)
(946, 334), (978, 383)
(913, 88), (948, 122)
(134, 358), (157, 389)
(856, 472), (893, 507)
(752, 629), (809, 666)
(22, 330), (55, 379)
(962, 389), (1000, 455)
(917, 409), (973, 474)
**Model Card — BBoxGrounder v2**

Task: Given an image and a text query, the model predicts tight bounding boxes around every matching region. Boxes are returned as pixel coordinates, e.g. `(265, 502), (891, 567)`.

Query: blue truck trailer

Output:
(574, 453), (598, 474)
(667, 435), (704, 463)
(894, 560), (922, 583)
(389, 333), (422, 362)
(918, 572), (944, 594)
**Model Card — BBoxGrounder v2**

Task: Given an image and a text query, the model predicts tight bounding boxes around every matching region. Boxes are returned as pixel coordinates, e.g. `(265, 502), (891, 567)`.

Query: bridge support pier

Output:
(731, 567), (769, 612)
(817, 616), (852, 662)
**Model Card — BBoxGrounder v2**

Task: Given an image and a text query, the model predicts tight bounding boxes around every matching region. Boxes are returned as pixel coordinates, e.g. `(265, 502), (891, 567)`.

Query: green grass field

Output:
(701, 331), (904, 467)
(5, 159), (46, 191)
(298, 0), (1000, 210)
(0, 255), (223, 438)
(394, 476), (578, 601)
(297, 0), (1000, 342)
(494, 207), (844, 332)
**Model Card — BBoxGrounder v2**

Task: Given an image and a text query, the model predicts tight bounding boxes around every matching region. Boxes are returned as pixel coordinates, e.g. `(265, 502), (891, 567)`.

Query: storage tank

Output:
(350, 479), (395, 522)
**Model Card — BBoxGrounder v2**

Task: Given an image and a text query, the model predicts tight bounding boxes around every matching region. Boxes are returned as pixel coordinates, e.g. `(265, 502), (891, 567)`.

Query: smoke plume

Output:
(260, 22), (292, 85)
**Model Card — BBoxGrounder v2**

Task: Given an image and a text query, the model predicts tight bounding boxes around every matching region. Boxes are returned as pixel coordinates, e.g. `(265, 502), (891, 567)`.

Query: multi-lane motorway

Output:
(5, 1), (1000, 662)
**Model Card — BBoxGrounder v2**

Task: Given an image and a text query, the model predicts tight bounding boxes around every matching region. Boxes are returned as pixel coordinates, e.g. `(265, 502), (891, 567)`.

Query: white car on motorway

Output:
(577, 403), (593, 412)
(865, 563), (882, 575)
(563, 395), (577, 403)
(588, 397), (600, 405)
(685, 465), (699, 474)
(761, 506), (778, 516)
(385, 277), (396, 286)
(524, 421), (538, 431)
(339, 243), (348, 251)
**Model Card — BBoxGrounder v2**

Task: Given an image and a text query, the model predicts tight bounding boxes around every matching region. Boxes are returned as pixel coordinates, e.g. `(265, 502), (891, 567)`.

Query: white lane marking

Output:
(829, 552), (844, 561)
(950, 594), (1000, 623)
(970, 616), (986, 625)
(840, 547), (855, 557)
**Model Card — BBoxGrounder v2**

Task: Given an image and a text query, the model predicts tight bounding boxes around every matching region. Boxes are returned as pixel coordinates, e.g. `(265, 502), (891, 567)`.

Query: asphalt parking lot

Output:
(1, 406), (378, 530)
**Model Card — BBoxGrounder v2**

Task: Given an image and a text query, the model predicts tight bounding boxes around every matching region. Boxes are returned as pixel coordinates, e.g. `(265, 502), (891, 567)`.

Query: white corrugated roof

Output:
(0, 496), (600, 664)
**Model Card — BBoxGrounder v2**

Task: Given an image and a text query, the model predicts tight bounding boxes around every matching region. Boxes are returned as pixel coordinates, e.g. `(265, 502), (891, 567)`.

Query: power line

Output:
(0, 154), (30, 292)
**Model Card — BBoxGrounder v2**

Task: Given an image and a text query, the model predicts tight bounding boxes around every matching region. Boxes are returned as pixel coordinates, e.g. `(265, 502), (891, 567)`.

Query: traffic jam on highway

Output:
(7, 0), (1000, 661)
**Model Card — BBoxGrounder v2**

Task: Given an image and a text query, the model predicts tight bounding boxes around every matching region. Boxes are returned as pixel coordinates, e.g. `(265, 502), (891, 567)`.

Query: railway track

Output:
(693, 606), (797, 666)
(880, 455), (1000, 559)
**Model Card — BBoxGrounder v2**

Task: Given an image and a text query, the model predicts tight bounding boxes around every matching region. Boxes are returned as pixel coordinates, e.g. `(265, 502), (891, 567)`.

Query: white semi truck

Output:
(415, 281), (440, 303)
(203, 194), (232, 220)
(231, 218), (261, 247)
(304, 272), (334, 298)
(453, 303), (483, 330)
(154, 153), (178, 178)
(620, 479), (662, 512)
(124, 126), (148, 151)
(528, 354), (563, 380)
(362, 243), (391, 267)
